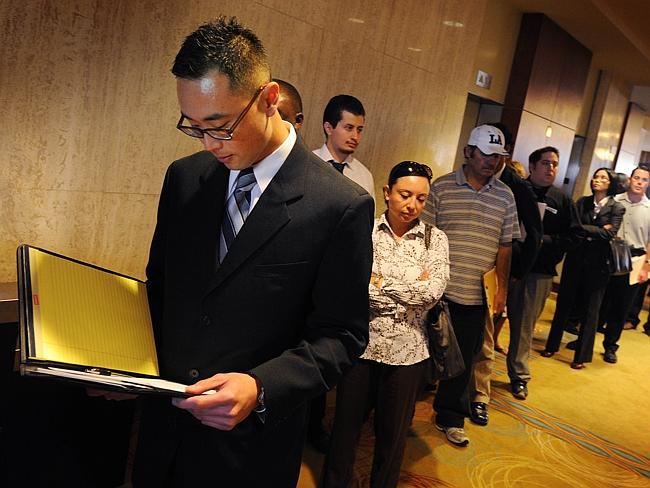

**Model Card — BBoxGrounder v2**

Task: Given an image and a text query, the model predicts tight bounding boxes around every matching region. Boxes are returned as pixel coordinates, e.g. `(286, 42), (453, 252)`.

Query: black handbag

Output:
(423, 225), (464, 380)
(607, 237), (632, 276)
(426, 299), (465, 380)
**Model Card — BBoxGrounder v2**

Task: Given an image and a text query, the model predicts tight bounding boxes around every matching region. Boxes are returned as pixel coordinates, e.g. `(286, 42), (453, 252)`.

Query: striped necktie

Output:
(219, 168), (257, 262)
(329, 159), (346, 174)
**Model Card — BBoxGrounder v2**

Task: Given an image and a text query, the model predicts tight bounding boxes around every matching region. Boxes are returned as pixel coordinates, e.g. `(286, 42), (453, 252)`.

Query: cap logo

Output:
(489, 134), (502, 145)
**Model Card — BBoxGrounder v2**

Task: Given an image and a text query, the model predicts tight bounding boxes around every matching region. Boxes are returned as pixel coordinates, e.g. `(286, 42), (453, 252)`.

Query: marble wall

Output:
(575, 72), (632, 197)
(0, 0), (487, 282)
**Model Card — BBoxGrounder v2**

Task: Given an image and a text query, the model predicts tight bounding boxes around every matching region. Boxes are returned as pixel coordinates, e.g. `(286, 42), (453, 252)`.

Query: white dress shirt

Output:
(225, 122), (297, 211)
(312, 144), (375, 202)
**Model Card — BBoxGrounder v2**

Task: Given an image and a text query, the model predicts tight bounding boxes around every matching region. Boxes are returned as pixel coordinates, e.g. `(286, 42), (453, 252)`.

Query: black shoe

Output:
(469, 402), (489, 426)
(511, 380), (528, 400)
(643, 324), (650, 336)
(307, 426), (331, 454)
(597, 324), (606, 334)
(603, 349), (618, 364)
(566, 340), (577, 351)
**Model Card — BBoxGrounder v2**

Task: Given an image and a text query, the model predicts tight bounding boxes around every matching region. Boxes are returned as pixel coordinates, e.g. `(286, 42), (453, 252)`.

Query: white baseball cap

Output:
(467, 125), (509, 156)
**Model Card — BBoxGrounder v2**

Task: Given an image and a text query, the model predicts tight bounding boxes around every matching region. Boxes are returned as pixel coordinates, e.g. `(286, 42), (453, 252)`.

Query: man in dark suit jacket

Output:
(132, 17), (374, 487)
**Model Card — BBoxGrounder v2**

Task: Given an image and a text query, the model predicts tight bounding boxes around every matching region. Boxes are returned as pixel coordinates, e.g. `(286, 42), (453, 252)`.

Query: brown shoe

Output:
(570, 362), (585, 370)
(623, 322), (637, 330)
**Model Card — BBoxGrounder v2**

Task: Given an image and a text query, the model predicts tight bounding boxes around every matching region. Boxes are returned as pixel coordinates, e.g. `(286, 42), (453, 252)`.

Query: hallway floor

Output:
(298, 293), (650, 487)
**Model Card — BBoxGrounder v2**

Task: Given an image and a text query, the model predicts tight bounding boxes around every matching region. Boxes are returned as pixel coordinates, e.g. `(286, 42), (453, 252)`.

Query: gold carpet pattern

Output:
(299, 295), (650, 487)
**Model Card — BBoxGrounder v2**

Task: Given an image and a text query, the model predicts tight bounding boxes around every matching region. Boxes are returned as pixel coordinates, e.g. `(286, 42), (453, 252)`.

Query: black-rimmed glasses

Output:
(176, 85), (266, 141)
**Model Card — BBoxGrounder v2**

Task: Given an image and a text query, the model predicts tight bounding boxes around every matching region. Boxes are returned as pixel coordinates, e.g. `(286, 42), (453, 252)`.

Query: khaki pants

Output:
(472, 311), (494, 404)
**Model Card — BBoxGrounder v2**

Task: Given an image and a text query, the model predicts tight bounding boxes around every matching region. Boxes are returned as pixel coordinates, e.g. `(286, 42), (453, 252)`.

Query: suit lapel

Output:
(199, 159), (229, 276)
(203, 141), (308, 297)
(596, 197), (613, 222)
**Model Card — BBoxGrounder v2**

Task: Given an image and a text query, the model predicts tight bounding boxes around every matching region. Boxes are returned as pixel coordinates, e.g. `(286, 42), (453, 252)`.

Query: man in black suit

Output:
(132, 17), (374, 487)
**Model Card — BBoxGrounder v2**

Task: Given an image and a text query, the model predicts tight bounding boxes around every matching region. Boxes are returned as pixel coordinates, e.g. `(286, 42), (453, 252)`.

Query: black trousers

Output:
(602, 273), (640, 351)
(308, 393), (327, 434)
(322, 358), (427, 488)
(433, 300), (486, 428)
(626, 280), (649, 326)
(545, 260), (609, 363)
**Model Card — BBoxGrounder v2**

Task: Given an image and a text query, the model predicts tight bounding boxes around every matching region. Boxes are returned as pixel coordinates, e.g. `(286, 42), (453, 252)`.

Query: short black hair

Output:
(529, 146), (559, 165)
(172, 17), (270, 94)
(613, 172), (630, 194)
(273, 78), (303, 114)
(323, 94), (365, 137)
(630, 164), (650, 179)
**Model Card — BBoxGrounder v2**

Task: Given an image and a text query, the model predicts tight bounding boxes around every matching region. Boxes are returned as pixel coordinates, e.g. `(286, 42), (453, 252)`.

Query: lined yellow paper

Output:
(29, 248), (158, 376)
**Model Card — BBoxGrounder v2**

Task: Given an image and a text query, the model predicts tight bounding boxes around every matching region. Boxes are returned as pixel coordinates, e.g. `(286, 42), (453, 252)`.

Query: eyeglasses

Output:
(176, 85), (266, 141)
(389, 161), (433, 183)
(538, 159), (559, 169)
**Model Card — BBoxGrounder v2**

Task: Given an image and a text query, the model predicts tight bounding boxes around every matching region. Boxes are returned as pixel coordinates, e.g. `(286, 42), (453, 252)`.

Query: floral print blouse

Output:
(361, 214), (449, 365)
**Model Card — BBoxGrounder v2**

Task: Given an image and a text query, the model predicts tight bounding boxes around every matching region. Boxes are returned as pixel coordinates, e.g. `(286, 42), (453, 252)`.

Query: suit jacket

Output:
(133, 139), (374, 487)
(500, 166), (543, 279)
(529, 182), (583, 276)
(564, 195), (625, 279)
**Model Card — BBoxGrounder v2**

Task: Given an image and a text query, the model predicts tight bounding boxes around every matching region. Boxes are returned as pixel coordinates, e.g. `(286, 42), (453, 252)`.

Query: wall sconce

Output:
(545, 126), (553, 138)
(608, 145), (617, 162)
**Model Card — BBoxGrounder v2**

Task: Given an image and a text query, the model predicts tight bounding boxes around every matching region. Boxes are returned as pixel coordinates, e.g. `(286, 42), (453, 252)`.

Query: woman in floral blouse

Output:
(322, 161), (449, 488)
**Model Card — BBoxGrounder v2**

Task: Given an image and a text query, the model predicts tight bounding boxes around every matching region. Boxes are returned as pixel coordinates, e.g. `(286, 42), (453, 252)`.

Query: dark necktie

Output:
(219, 168), (257, 262)
(329, 159), (345, 174)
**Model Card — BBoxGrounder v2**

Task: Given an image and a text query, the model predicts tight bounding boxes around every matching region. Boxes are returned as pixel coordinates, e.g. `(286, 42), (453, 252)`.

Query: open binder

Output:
(17, 245), (191, 396)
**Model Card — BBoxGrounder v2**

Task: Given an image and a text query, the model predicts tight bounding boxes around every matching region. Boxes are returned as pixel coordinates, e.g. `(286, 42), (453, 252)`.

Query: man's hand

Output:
(638, 268), (648, 283)
(172, 372), (260, 431)
(86, 388), (138, 401)
(493, 288), (507, 316)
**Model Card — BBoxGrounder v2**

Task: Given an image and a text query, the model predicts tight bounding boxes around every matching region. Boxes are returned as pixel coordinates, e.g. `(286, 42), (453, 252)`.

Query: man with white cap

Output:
(422, 124), (519, 446)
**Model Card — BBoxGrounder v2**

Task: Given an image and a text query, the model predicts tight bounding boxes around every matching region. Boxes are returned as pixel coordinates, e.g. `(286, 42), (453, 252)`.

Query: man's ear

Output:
(463, 146), (471, 159)
(263, 81), (280, 116)
(383, 185), (390, 203)
(324, 121), (334, 136)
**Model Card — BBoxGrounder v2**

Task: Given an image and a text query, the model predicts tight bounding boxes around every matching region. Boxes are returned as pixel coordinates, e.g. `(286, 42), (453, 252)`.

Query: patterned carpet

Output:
(298, 294), (650, 487)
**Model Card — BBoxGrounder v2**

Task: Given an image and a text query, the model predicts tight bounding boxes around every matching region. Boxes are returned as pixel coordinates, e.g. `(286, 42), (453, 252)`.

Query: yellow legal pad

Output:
(25, 246), (158, 376)
(483, 267), (497, 317)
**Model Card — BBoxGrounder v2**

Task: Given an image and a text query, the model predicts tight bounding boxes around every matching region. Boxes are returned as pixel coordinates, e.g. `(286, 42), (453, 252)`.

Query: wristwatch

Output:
(254, 384), (266, 414)
(247, 372), (266, 415)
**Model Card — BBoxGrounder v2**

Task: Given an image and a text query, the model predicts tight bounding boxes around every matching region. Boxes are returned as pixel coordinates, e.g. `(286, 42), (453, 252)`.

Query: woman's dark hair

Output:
(387, 161), (432, 188)
(591, 167), (618, 196)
